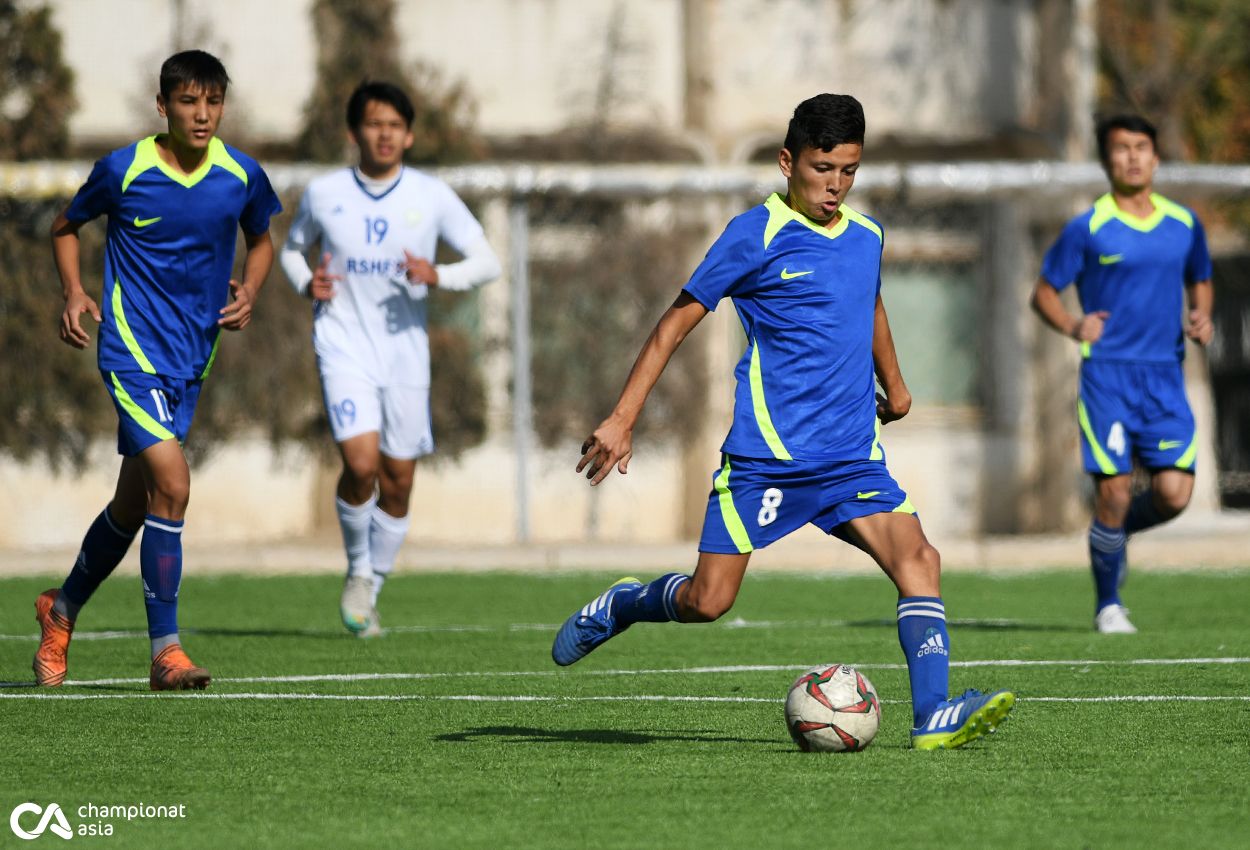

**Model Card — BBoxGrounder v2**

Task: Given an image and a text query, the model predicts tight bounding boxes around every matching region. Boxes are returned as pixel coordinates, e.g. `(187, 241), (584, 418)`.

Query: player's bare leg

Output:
(673, 552), (752, 622)
(844, 511), (1013, 750)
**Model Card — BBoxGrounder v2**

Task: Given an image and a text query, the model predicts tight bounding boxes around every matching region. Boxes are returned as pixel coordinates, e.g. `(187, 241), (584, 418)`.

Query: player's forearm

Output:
(50, 213), (86, 298)
(240, 233), (275, 297)
(871, 297), (907, 396)
(1187, 280), (1213, 316)
(279, 244), (315, 295)
(435, 237), (502, 292)
(1030, 280), (1080, 338)
(611, 296), (707, 426)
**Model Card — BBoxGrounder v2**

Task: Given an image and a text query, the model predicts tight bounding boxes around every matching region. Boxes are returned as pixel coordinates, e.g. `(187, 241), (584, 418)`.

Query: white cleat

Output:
(340, 575), (374, 634)
(1095, 603), (1137, 634)
(358, 608), (382, 639)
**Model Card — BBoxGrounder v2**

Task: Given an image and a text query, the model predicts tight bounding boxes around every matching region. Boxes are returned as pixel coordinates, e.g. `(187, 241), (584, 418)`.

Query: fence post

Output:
(509, 195), (532, 543)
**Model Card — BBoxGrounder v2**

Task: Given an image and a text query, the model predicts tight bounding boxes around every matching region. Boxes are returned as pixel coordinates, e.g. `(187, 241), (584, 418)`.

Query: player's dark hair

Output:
(159, 50), (230, 100)
(1096, 114), (1158, 163)
(783, 94), (865, 156)
(346, 81), (415, 130)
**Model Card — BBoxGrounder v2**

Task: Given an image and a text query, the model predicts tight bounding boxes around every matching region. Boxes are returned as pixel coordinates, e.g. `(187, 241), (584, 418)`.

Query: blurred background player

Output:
(552, 94), (1015, 751)
(1031, 115), (1214, 634)
(35, 50), (281, 689)
(281, 81), (501, 637)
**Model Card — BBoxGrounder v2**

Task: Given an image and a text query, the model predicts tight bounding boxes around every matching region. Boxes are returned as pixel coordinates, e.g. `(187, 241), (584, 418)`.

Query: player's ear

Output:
(402, 129), (415, 152)
(778, 147), (794, 179)
(156, 94), (167, 119)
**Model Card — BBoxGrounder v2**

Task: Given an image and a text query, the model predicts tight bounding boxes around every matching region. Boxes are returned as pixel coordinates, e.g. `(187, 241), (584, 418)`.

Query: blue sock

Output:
(1089, 521), (1125, 610)
(614, 573), (690, 626)
(141, 515), (184, 640)
(897, 596), (950, 727)
(60, 506), (137, 613)
(1124, 492), (1166, 535)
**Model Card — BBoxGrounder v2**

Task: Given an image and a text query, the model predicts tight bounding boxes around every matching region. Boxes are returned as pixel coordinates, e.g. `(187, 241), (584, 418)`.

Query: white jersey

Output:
(283, 167), (491, 388)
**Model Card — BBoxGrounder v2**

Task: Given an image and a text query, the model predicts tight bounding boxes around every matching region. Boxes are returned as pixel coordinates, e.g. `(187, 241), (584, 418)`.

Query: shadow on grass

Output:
(435, 725), (777, 745)
(844, 618), (1086, 633)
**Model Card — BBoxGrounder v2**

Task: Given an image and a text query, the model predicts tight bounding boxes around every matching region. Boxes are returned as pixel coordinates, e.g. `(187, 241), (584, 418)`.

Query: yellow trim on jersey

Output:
(1077, 399), (1119, 475)
(200, 334), (221, 380)
(111, 279), (157, 374)
(763, 193), (870, 248)
(713, 459), (754, 554)
(109, 371), (175, 442)
(869, 417), (884, 461)
(748, 339), (793, 461)
(122, 136), (248, 192)
(1088, 193), (1192, 235)
(892, 496), (917, 514)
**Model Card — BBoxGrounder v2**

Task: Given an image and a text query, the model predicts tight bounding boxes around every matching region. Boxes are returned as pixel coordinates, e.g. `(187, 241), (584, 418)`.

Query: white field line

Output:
(0, 617), (1033, 641)
(0, 692), (1247, 703)
(18, 656), (1245, 688)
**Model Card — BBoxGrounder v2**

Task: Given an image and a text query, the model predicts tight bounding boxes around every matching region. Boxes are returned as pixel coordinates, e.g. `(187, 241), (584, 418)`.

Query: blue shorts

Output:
(1077, 360), (1196, 476)
(698, 454), (917, 554)
(102, 370), (202, 456)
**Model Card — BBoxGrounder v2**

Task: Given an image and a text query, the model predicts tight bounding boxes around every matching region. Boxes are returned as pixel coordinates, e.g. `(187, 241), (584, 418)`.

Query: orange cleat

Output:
(149, 644), (212, 691)
(33, 589), (74, 686)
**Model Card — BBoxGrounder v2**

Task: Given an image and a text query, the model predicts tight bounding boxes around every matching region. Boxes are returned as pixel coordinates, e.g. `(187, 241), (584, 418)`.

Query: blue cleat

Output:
(911, 688), (1016, 751)
(551, 577), (642, 666)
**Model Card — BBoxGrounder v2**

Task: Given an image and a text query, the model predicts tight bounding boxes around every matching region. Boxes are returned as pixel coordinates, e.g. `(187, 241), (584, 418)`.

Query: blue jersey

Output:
(65, 136), (282, 379)
(684, 193), (885, 462)
(1041, 193), (1211, 364)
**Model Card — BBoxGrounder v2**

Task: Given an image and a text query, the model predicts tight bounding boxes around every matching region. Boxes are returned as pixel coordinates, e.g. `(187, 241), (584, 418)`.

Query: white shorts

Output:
(320, 373), (434, 460)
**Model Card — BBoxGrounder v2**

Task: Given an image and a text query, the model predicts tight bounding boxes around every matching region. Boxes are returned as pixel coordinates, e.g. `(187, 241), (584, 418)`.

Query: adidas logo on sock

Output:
(916, 630), (948, 659)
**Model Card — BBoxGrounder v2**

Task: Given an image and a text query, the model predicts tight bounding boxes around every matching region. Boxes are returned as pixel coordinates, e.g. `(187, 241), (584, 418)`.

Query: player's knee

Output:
(148, 479), (190, 516)
(1097, 481), (1132, 518)
(680, 584), (735, 623)
(1156, 485), (1191, 517)
(896, 542), (941, 596)
(343, 457), (380, 489)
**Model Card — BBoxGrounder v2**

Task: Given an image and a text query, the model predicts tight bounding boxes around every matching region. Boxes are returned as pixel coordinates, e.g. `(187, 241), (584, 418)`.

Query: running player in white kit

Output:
(281, 81), (500, 636)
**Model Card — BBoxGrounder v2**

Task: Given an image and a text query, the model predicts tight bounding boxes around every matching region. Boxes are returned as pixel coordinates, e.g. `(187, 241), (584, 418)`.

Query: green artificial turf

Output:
(1, 569), (1247, 848)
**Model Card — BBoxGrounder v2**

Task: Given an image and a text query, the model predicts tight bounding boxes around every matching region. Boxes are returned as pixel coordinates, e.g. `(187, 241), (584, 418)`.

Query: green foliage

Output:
(295, 0), (481, 164)
(0, 0), (75, 159)
(528, 198), (708, 447)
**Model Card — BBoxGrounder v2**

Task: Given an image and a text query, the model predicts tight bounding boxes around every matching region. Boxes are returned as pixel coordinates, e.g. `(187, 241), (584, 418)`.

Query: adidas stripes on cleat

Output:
(551, 577), (641, 667)
(911, 688), (1016, 751)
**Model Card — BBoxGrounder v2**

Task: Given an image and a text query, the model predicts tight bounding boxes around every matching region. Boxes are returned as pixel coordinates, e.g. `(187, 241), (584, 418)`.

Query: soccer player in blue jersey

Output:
(33, 50), (282, 689)
(1031, 115), (1213, 634)
(551, 94), (1015, 750)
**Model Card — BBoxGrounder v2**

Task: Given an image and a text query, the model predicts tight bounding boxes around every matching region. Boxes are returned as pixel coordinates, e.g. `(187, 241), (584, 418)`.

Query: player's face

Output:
(1103, 128), (1158, 193)
(156, 83), (225, 152)
(778, 143), (862, 226)
(351, 100), (415, 175)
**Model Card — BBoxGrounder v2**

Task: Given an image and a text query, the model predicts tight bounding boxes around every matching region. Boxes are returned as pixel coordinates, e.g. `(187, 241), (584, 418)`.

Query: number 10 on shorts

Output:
(758, 488), (783, 526)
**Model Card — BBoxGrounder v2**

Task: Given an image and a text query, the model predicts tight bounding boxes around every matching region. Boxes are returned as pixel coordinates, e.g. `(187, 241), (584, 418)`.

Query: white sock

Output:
(337, 495), (377, 578)
(369, 506), (410, 604)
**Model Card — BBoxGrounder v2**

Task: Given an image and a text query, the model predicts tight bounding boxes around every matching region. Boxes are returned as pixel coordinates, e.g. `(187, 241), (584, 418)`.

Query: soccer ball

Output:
(785, 664), (881, 752)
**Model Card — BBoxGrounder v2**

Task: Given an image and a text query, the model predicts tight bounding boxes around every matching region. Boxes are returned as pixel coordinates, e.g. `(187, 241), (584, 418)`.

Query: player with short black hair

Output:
(552, 93), (1015, 751)
(1031, 114), (1214, 633)
(281, 80), (500, 636)
(34, 49), (282, 689)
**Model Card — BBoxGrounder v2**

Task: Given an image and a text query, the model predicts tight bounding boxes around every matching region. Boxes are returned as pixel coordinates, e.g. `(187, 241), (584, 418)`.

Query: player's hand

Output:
(60, 289), (101, 349)
(1072, 310), (1109, 343)
(404, 250), (439, 287)
(876, 388), (911, 424)
(309, 252), (340, 301)
(577, 415), (633, 486)
(218, 279), (255, 330)
(1186, 309), (1214, 346)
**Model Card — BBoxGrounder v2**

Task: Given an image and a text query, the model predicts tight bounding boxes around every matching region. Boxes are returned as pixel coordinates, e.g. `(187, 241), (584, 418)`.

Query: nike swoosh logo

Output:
(1158, 440), (1183, 450)
(133, 216), (162, 228)
(856, 491), (880, 500)
(1098, 254), (1123, 265)
(780, 268), (814, 280)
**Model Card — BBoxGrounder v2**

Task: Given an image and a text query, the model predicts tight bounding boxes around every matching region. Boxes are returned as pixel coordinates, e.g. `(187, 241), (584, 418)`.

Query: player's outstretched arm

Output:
(1031, 278), (1107, 343)
(871, 294), (911, 424)
(577, 291), (709, 485)
(50, 210), (101, 349)
(219, 230), (275, 331)
(1185, 279), (1214, 345)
